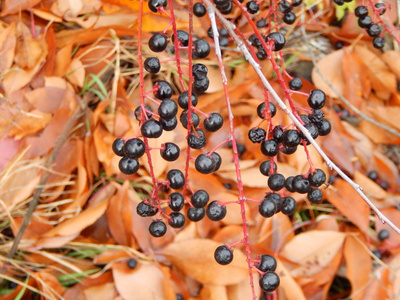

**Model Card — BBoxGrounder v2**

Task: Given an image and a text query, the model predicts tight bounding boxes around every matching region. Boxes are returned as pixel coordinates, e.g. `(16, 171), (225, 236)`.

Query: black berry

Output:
(141, 119), (163, 138)
(218, 1), (233, 14)
(137, 201), (158, 217)
(191, 190), (210, 208)
(193, 3), (207, 17)
(259, 271), (280, 292)
(135, 105), (153, 121)
(192, 63), (208, 80)
(169, 192), (185, 211)
(307, 89), (326, 109)
(247, 1), (260, 14)
(282, 129), (301, 147)
(180, 110), (200, 129)
(307, 188), (323, 203)
(149, 220), (167, 237)
(378, 229), (389, 241)
(261, 139), (279, 157)
(195, 154), (216, 174)
(358, 16), (372, 28)
(264, 193), (282, 212)
(194, 39), (211, 58)
(178, 91), (198, 109)
(149, 33), (168, 52)
(292, 175), (311, 193)
(308, 169), (326, 187)
(309, 109), (325, 124)
(161, 117), (178, 131)
(268, 173), (285, 191)
(257, 102), (277, 119)
(267, 32), (286, 51)
(257, 254), (277, 272)
(374, 3), (386, 15)
(123, 138), (145, 159)
(204, 113), (224, 132)
(367, 24), (381, 37)
(367, 171), (378, 181)
(167, 169), (185, 189)
(249, 127), (266, 143)
(172, 30), (189, 46)
(210, 152), (222, 171)
(373, 37), (385, 49)
(285, 176), (295, 192)
(144, 57), (161, 73)
(119, 157), (139, 175)
(206, 201), (227, 221)
(112, 138), (125, 156)
(127, 258), (138, 269)
(259, 160), (277, 176)
(148, 0), (167, 12)
(158, 99), (178, 120)
(283, 12), (296, 24)
(316, 119), (331, 136)
(193, 78), (210, 92)
(187, 129), (206, 149)
(281, 196), (297, 215)
(355, 6), (368, 18)
(279, 0), (293, 13)
(154, 80), (173, 99)
(168, 212), (185, 228)
(214, 245), (233, 265)
(258, 198), (277, 218)
(289, 77), (303, 90)
(272, 125), (284, 142)
(160, 142), (180, 161)
(187, 207), (205, 221)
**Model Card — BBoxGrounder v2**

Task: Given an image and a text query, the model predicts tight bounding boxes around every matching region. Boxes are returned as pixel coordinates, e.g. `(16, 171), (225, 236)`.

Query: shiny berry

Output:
(282, 129), (301, 147)
(257, 254), (277, 272)
(258, 198), (277, 217)
(285, 176), (295, 192)
(373, 37), (385, 49)
(279, 0), (292, 13)
(291, 0), (302, 6)
(259, 271), (280, 292)
(210, 152), (222, 171)
(206, 201), (227, 221)
(112, 138), (125, 156)
(293, 175), (311, 193)
(281, 196), (297, 215)
(308, 169), (326, 187)
(247, 1), (260, 14)
(268, 173), (285, 191)
(334, 0), (344, 5)
(300, 114), (311, 125)
(149, 33), (168, 52)
(158, 99), (178, 120)
(367, 24), (381, 37)
(193, 3), (207, 17)
(307, 188), (323, 203)
(309, 109), (325, 124)
(261, 139), (279, 157)
(141, 119), (163, 138)
(219, 37), (229, 47)
(167, 169), (185, 189)
(249, 127), (266, 143)
(283, 12), (296, 24)
(160, 142), (180, 161)
(161, 117), (178, 131)
(214, 245), (233, 265)
(375, 3), (386, 15)
(187, 129), (206, 149)
(123, 138), (145, 159)
(178, 91), (198, 109)
(180, 110), (200, 129)
(316, 119), (331, 136)
(367, 171), (378, 181)
(289, 78), (303, 91)
(193, 78), (210, 92)
(169, 192), (185, 211)
(256, 18), (267, 28)
(148, 0), (167, 12)
(191, 190), (210, 208)
(280, 144), (297, 155)
(308, 89), (326, 109)
(214, 0), (229, 6)
(219, 28), (228, 37)
(172, 30), (189, 46)
(187, 207), (205, 221)
(194, 39), (210, 58)
(257, 102), (277, 119)
(144, 57), (161, 73)
(193, 63), (208, 80)
(264, 193), (283, 212)
(301, 123), (319, 144)
(134, 105), (152, 121)
(259, 160), (277, 176)
(355, 6), (368, 18)
(195, 154), (215, 174)
(119, 157), (139, 175)
(358, 16), (372, 28)
(218, 1), (233, 14)
(137, 201), (158, 217)
(149, 220), (167, 237)
(272, 125), (284, 142)
(154, 81), (173, 100)
(267, 32), (286, 51)
(168, 212), (185, 228)
(204, 113), (224, 132)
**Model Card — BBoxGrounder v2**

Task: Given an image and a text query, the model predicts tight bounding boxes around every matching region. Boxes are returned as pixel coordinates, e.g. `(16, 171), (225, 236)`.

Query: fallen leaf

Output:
(281, 230), (345, 277)
(163, 239), (248, 285)
(0, 0), (42, 16)
(382, 50), (400, 79)
(0, 22), (16, 74)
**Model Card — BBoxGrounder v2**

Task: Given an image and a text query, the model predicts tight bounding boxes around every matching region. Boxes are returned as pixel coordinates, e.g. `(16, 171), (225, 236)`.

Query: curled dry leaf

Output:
(112, 262), (168, 300)
(0, 0), (42, 16)
(281, 230), (345, 277)
(311, 49), (345, 97)
(344, 235), (372, 300)
(163, 239), (248, 285)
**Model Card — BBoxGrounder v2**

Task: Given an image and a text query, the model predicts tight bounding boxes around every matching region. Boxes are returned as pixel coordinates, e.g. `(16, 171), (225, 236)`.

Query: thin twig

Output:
(211, 6), (400, 235)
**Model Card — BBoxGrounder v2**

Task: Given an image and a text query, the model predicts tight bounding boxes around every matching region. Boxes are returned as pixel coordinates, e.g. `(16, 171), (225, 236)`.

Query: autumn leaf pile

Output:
(0, 0), (400, 299)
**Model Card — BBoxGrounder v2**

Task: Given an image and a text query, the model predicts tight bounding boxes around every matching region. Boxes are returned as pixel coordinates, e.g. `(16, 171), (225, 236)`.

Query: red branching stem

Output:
(203, 2), (256, 299)
(207, 137), (230, 155)
(301, 140), (316, 173)
(368, 0), (400, 45)
(138, 0), (161, 207)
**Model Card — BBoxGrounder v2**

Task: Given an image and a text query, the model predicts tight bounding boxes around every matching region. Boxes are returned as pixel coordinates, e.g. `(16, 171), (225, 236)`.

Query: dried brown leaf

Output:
(163, 239), (248, 285)
(281, 230), (345, 277)
(0, 0), (42, 16)
(382, 50), (400, 79)
(0, 22), (16, 74)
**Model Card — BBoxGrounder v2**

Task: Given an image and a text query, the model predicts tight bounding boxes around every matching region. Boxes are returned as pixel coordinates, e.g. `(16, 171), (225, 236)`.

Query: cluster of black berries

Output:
(279, 0), (302, 25)
(354, 4), (386, 49)
(213, 0), (234, 15)
(207, 26), (230, 47)
(333, 0), (353, 6)
(367, 170), (389, 190)
(249, 31), (286, 60)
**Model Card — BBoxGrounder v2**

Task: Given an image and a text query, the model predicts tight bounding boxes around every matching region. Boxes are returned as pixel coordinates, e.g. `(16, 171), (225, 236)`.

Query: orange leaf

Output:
(0, 22), (16, 74)
(0, 0), (42, 16)
(327, 180), (370, 232)
(281, 230), (345, 277)
(163, 239), (248, 285)
(344, 235), (372, 300)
